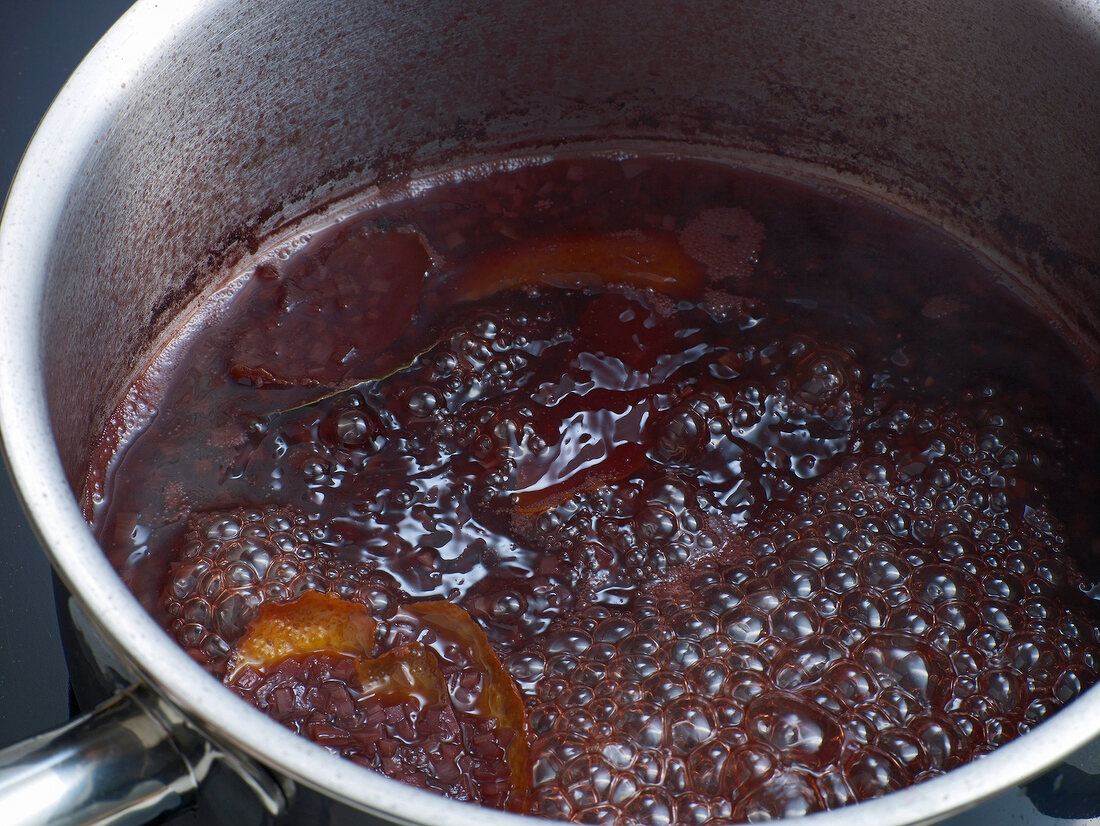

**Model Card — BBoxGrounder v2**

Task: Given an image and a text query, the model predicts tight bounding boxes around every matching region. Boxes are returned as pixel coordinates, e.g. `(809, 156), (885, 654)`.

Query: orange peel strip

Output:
(445, 231), (703, 304)
(406, 601), (532, 807)
(227, 590), (377, 679)
(356, 640), (450, 709)
(225, 591), (530, 809)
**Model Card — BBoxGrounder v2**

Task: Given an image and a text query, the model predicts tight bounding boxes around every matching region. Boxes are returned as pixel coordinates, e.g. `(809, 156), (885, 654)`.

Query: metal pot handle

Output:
(0, 683), (286, 826)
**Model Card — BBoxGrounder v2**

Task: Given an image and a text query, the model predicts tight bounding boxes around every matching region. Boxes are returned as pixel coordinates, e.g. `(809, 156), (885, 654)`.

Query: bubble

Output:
(845, 748), (906, 798)
(721, 607), (767, 643)
(746, 694), (841, 769)
(214, 587), (263, 639)
(406, 386), (442, 417)
(840, 592), (888, 628)
(623, 791), (674, 826)
(771, 562), (820, 599)
(546, 629), (593, 656)
(667, 697), (717, 753)
(657, 408), (706, 461)
(205, 517), (241, 541)
(859, 552), (908, 588)
(859, 632), (949, 703)
(771, 600), (820, 641)
(617, 702), (665, 748)
(200, 633), (231, 662)
(1055, 669), (1085, 703)
(637, 506), (678, 541)
(507, 652), (546, 684)
(772, 637), (847, 689)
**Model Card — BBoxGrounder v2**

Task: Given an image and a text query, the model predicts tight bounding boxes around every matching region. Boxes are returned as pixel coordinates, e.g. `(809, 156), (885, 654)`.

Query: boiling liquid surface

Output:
(85, 156), (1100, 823)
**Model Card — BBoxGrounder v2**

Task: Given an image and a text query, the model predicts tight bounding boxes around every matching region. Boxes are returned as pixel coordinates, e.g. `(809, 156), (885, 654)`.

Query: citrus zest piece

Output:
(227, 590), (377, 679)
(225, 591), (530, 810)
(407, 601), (532, 807)
(446, 231), (702, 303)
(356, 641), (449, 709)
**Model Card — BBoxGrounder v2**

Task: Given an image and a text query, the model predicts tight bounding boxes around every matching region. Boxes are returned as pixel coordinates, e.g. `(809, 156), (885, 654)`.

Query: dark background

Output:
(0, 0), (135, 748)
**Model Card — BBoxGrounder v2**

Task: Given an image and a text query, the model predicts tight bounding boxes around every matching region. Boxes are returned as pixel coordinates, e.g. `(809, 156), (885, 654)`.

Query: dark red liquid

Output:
(84, 155), (1100, 823)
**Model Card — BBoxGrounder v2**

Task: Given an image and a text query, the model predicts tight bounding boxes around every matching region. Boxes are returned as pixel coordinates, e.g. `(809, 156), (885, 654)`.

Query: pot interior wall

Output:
(42, 0), (1100, 489)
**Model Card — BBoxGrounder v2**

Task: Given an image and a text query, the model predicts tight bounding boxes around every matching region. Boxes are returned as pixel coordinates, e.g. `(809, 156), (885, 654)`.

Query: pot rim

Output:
(2, 2), (1099, 824)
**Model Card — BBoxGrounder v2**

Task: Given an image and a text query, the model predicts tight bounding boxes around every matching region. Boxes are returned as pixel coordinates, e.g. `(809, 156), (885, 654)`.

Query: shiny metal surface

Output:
(0, 680), (286, 826)
(0, 686), (206, 826)
(0, 1), (1097, 825)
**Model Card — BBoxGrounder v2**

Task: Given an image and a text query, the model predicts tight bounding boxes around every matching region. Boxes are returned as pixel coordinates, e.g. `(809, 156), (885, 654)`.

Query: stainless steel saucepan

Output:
(0, 1), (1097, 824)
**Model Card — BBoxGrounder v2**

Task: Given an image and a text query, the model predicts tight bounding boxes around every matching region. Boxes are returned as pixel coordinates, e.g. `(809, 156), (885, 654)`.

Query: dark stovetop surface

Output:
(0, 9), (215, 826)
(0, 3), (1097, 825)
(0, 0), (136, 749)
